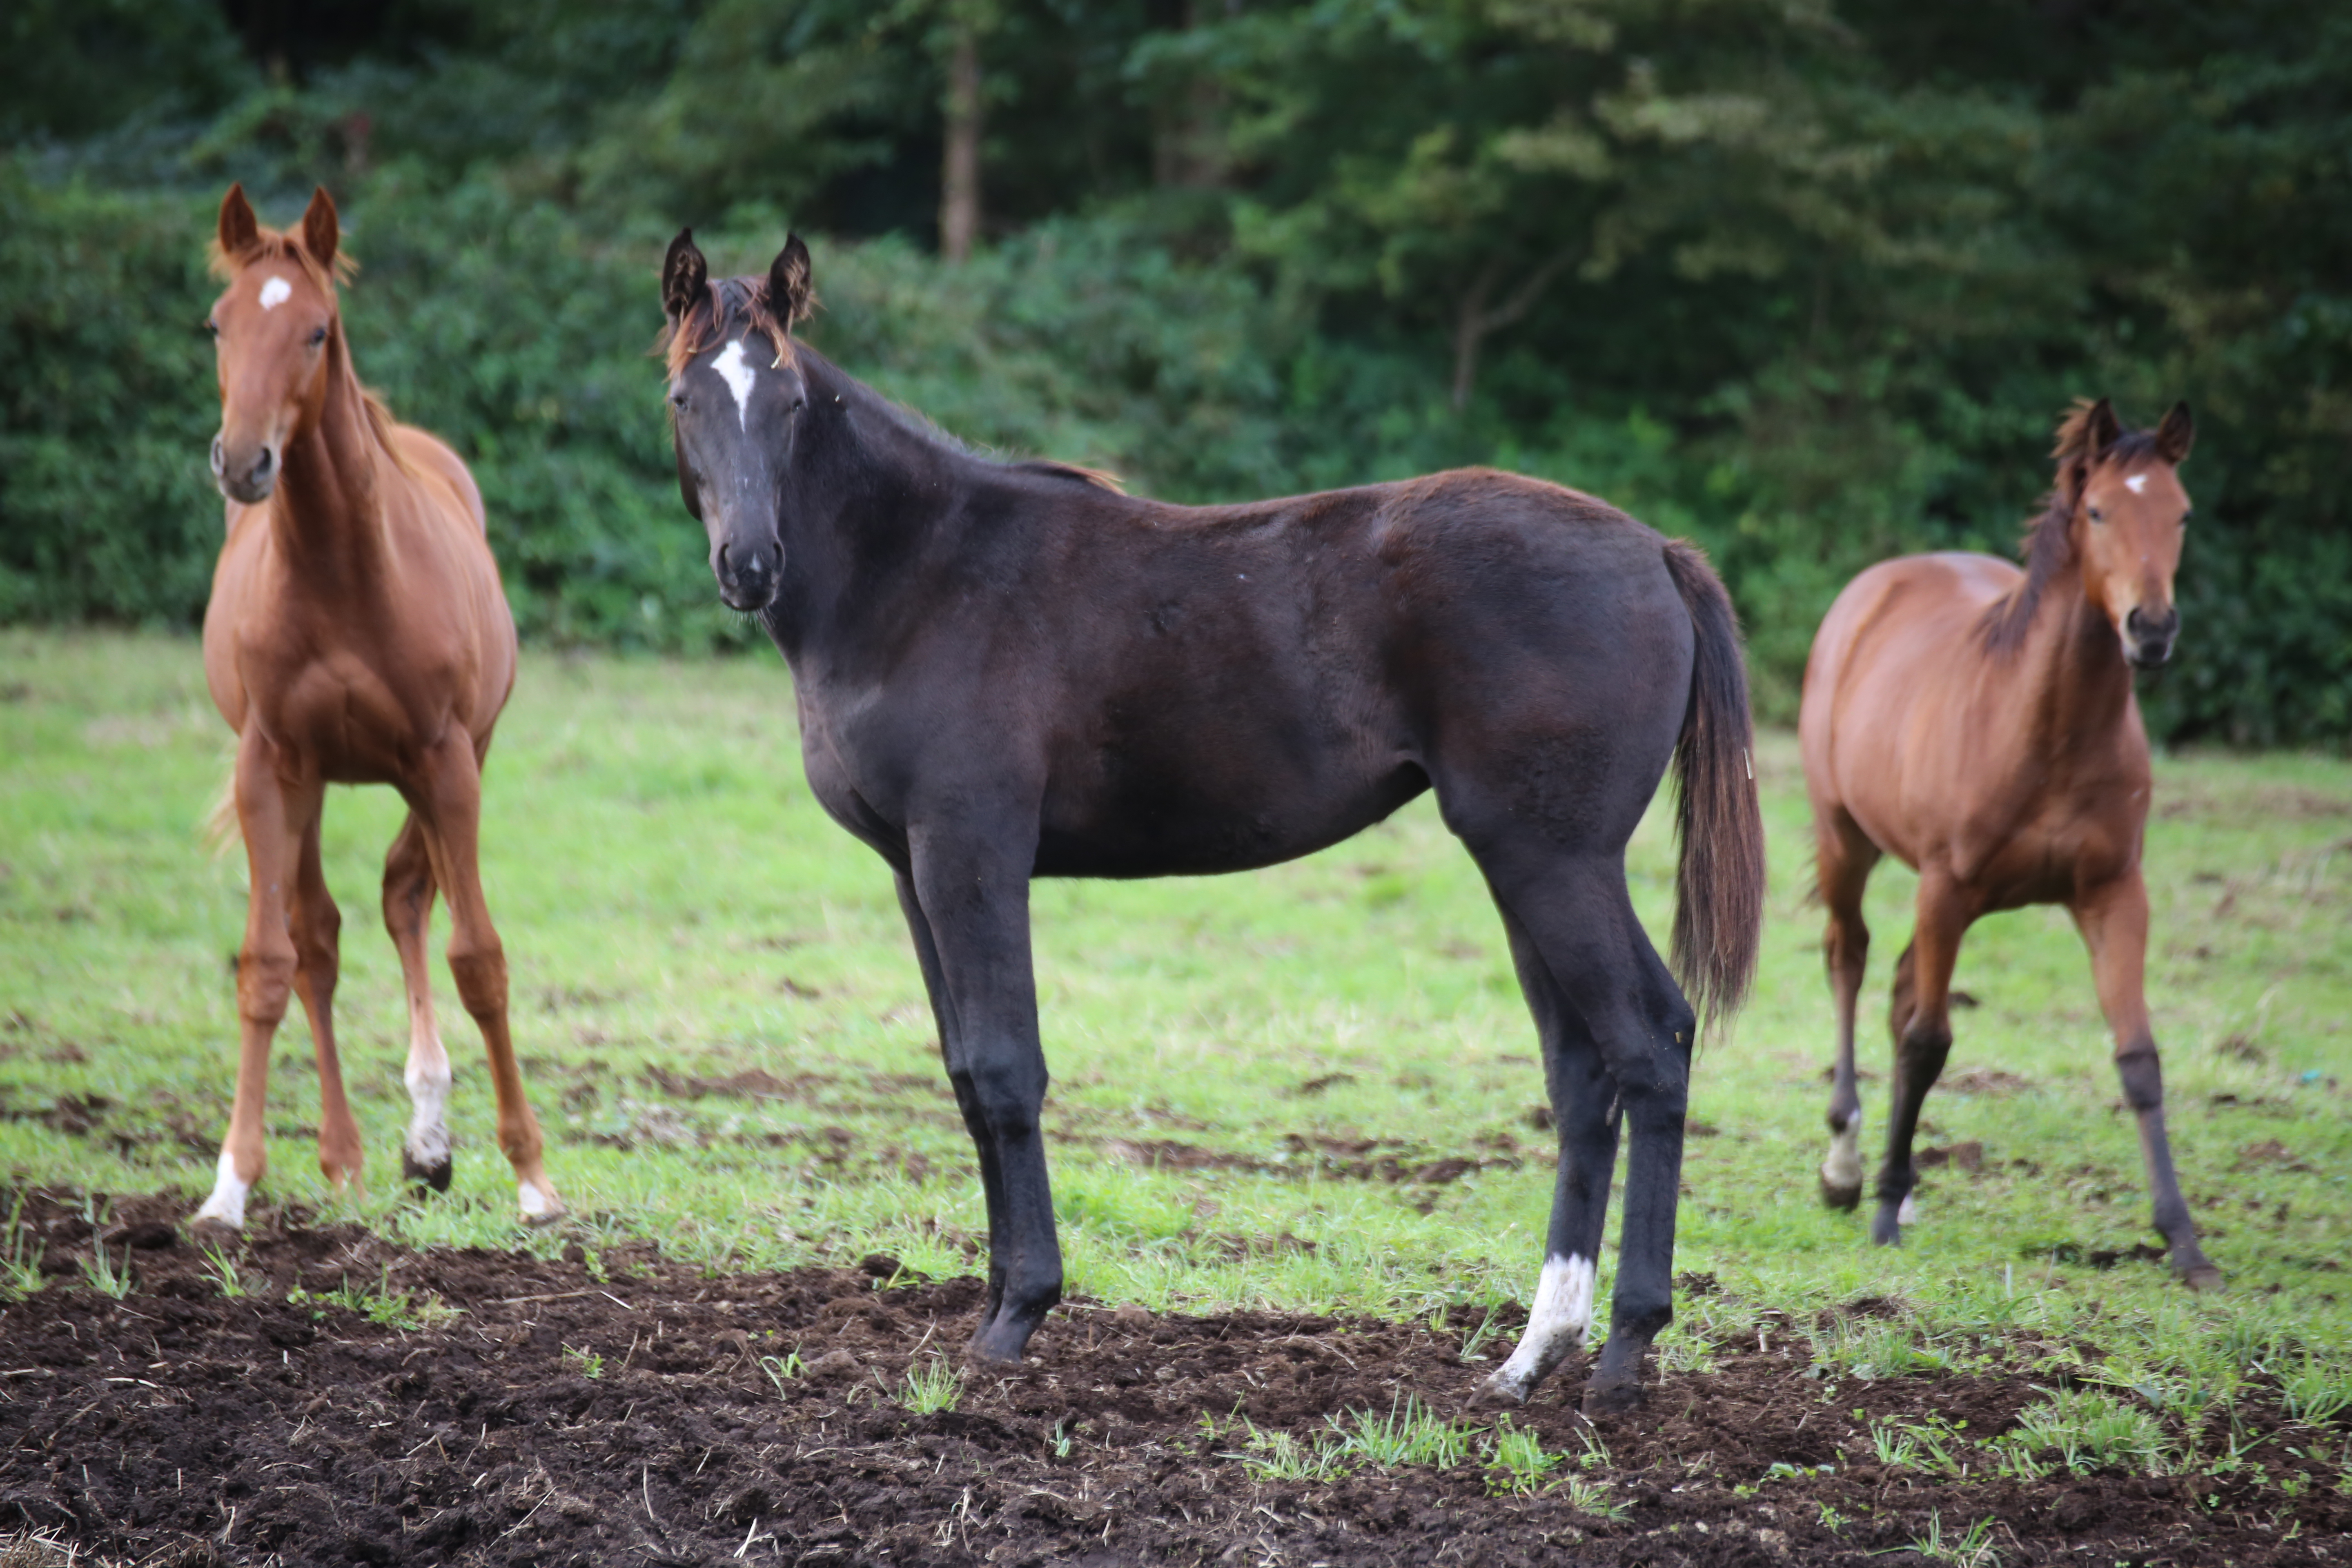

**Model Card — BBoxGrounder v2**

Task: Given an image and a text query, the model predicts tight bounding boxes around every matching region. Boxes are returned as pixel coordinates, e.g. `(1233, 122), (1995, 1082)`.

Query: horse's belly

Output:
(1035, 765), (1427, 879)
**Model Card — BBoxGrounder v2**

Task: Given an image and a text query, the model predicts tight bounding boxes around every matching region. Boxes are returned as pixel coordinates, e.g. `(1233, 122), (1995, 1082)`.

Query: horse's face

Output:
(660, 232), (816, 615)
(2075, 401), (2195, 669)
(207, 184), (342, 505)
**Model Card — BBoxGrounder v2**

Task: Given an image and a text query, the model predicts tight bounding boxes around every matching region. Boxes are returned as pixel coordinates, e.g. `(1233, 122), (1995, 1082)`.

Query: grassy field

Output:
(2, 628), (2349, 1423)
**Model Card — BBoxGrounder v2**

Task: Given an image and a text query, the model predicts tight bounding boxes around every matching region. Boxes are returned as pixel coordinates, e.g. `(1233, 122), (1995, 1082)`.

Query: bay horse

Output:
(655, 232), (1766, 1410)
(1802, 397), (2216, 1288)
(191, 184), (561, 1232)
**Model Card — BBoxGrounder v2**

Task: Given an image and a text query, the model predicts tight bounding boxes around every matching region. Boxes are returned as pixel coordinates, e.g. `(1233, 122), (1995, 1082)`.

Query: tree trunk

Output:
(940, 24), (982, 265)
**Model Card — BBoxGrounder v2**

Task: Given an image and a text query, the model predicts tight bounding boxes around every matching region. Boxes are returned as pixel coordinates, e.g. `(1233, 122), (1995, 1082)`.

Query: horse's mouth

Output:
(717, 580), (775, 614)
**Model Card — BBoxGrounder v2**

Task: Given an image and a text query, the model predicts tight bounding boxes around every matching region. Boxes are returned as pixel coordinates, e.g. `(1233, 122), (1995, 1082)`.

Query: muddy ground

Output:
(0, 1192), (2342, 1567)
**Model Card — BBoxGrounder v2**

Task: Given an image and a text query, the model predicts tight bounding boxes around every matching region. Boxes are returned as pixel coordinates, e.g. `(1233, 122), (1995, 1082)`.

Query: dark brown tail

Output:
(1662, 540), (1766, 1035)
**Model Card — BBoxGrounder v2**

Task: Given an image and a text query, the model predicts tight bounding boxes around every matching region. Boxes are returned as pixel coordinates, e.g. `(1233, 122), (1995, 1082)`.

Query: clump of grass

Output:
(285, 1267), (459, 1331)
(900, 1356), (965, 1414)
(1559, 1473), (1627, 1521)
(1483, 1422), (1562, 1494)
(1653, 1320), (1718, 1375)
(80, 1242), (132, 1300)
(199, 1244), (245, 1299)
(1809, 1315), (1951, 1382)
(0, 1199), (45, 1299)
(1868, 1415), (1971, 1477)
(1225, 1421), (1353, 1483)
(759, 1351), (804, 1397)
(1908, 1510), (2001, 1567)
(562, 1344), (605, 1378)
(2281, 1352), (2352, 1427)
(1325, 1395), (1473, 1470)
(1999, 1387), (2174, 1476)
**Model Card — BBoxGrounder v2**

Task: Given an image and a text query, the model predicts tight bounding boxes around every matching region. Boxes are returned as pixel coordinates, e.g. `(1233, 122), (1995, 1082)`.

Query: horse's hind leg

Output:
(383, 813), (452, 1193)
(289, 815), (363, 1194)
(2074, 874), (2220, 1289)
(1872, 875), (1969, 1245)
(414, 735), (561, 1224)
(194, 734), (318, 1232)
(1816, 813), (1879, 1210)
(1479, 906), (1617, 1406)
(1477, 847), (1695, 1414)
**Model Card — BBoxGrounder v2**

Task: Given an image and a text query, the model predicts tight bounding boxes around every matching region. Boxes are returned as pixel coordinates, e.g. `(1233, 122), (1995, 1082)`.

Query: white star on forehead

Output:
(713, 339), (757, 431)
(258, 276), (292, 310)
(2124, 473), (2149, 494)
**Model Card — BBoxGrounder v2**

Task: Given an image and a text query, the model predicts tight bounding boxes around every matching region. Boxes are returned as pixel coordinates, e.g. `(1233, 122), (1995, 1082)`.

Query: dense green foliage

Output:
(3, 1), (2345, 736)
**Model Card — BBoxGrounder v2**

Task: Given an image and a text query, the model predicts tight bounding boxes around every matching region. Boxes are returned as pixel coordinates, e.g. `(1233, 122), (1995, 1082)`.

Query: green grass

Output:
(2, 628), (2350, 1428)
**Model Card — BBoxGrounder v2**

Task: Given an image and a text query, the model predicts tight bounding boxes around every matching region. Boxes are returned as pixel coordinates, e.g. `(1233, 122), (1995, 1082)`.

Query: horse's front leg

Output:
(906, 824), (1060, 1365)
(1872, 874), (1969, 1245)
(194, 732), (318, 1232)
(2074, 874), (2221, 1289)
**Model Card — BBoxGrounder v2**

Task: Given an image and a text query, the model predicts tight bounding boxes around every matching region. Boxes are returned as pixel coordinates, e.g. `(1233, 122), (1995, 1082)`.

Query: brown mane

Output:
(1978, 400), (2163, 657)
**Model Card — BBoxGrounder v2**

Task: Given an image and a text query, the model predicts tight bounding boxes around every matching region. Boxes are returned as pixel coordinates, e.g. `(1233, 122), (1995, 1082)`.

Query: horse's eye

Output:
(2087, 506), (2105, 524)
(670, 390), (688, 410)
(307, 326), (328, 348)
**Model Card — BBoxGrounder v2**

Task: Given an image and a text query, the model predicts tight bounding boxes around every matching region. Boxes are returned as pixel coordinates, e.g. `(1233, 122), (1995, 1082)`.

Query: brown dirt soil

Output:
(0, 1192), (2344, 1567)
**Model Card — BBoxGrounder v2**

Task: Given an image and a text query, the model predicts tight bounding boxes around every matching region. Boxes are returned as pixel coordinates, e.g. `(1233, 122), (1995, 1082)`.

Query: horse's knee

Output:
(446, 942), (508, 1020)
(964, 1058), (1047, 1141)
(238, 948), (298, 1024)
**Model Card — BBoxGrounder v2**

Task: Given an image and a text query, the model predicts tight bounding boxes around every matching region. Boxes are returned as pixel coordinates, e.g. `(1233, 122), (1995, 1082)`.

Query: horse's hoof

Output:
(517, 1178), (564, 1227)
(1468, 1371), (1532, 1411)
(1580, 1376), (1646, 1417)
(1869, 1211), (1904, 1247)
(1819, 1173), (1862, 1212)
(519, 1203), (568, 1229)
(402, 1150), (454, 1194)
(2180, 1263), (2225, 1293)
(185, 1214), (242, 1248)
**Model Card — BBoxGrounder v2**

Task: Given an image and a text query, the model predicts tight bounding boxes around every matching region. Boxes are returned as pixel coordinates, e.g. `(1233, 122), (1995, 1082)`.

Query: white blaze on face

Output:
(194, 1149), (252, 1230)
(1486, 1252), (1597, 1401)
(257, 275), (293, 311)
(2123, 472), (2149, 495)
(713, 339), (757, 431)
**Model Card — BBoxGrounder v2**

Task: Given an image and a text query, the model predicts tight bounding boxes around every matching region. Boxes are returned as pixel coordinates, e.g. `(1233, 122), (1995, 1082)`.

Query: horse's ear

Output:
(662, 228), (708, 323)
(769, 233), (814, 326)
(2154, 400), (2194, 466)
(218, 183), (259, 259)
(300, 185), (339, 274)
(2084, 397), (2120, 458)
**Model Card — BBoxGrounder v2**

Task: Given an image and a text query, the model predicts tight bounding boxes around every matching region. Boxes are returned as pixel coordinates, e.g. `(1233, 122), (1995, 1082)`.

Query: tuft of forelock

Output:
(206, 224), (356, 295)
(660, 275), (798, 379)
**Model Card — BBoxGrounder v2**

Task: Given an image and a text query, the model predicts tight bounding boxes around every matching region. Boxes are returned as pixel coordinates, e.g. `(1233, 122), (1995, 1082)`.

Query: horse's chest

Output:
(256, 657), (430, 779)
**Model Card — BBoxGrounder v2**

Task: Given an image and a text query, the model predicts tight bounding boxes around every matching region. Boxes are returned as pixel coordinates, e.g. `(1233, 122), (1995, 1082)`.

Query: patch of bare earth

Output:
(0, 1192), (2342, 1567)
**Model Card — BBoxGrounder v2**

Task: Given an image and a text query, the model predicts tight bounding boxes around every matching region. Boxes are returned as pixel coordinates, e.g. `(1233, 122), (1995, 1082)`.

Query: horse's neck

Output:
(2012, 563), (2136, 752)
(268, 340), (390, 595)
(775, 365), (966, 655)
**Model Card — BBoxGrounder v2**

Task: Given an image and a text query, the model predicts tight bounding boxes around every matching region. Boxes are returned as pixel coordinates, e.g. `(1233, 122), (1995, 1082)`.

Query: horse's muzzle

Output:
(2123, 604), (2179, 669)
(213, 436), (278, 504)
(715, 539), (777, 613)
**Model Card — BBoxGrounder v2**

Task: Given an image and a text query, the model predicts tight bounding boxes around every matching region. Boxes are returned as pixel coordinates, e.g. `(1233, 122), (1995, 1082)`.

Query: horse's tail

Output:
(200, 758), (241, 860)
(1661, 539), (1766, 1036)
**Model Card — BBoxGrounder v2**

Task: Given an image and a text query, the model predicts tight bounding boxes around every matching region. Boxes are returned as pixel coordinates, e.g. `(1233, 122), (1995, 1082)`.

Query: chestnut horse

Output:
(655, 232), (1765, 1411)
(191, 184), (559, 1231)
(1802, 398), (2216, 1287)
